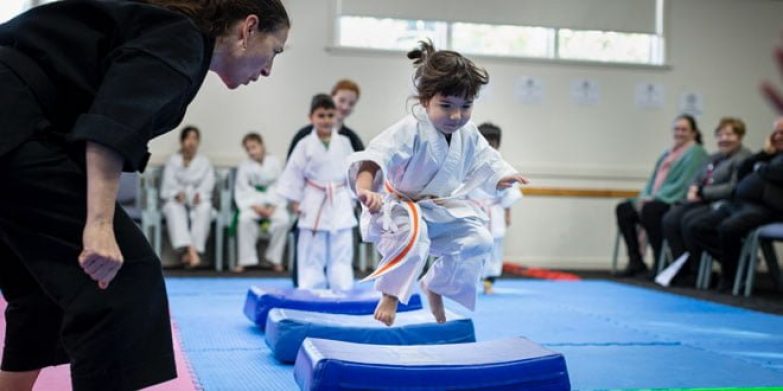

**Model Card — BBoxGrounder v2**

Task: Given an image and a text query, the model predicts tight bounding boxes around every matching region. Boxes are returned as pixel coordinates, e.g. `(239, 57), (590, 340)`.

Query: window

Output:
(334, 0), (666, 67)
(338, 16), (447, 51)
(451, 22), (554, 59)
(558, 29), (661, 65)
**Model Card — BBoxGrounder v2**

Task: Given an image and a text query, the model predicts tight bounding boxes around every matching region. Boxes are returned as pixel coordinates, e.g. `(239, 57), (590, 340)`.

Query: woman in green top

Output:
(616, 114), (709, 277)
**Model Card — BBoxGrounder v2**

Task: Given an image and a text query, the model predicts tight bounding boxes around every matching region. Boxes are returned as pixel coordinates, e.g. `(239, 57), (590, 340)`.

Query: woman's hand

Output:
(496, 174), (529, 190)
(686, 185), (701, 202)
(252, 204), (274, 218)
(82, 141), (124, 289)
(79, 220), (123, 289)
(175, 192), (186, 203)
(357, 188), (383, 213)
(764, 133), (777, 155)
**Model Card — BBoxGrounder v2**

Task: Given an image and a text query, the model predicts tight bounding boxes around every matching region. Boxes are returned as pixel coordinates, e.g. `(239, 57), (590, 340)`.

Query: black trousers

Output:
(662, 202), (712, 274)
(615, 200), (670, 270)
(0, 137), (176, 390)
(684, 202), (779, 281)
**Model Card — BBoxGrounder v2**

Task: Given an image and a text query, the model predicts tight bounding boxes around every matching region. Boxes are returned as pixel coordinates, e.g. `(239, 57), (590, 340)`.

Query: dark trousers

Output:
(0, 137), (175, 390)
(662, 202), (712, 274)
(616, 199), (670, 270)
(684, 202), (779, 282)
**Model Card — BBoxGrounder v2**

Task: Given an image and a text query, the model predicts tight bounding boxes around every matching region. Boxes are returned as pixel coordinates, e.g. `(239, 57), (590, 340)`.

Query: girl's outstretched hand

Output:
(357, 188), (383, 213)
(497, 174), (529, 190)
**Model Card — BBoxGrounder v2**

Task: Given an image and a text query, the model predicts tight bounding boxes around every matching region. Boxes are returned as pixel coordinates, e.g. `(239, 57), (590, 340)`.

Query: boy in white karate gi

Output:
(233, 132), (291, 273)
(161, 126), (215, 268)
(467, 123), (522, 294)
(348, 41), (528, 326)
(278, 94), (357, 291)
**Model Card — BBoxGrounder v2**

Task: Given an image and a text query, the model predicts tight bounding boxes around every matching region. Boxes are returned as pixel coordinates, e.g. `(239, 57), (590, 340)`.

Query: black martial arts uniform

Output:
(0, 1), (213, 389)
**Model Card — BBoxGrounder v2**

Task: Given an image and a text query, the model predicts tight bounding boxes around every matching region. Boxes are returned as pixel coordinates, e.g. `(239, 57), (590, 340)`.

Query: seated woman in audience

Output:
(233, 132), (291, 273)
(161, 125), (215, 268)
(616, 114), (709, 277)
(685, 117), (783, 291)
(662, 117), (752, 285)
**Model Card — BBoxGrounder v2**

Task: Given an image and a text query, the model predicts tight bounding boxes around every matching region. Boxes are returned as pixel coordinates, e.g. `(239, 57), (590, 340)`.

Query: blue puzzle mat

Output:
(293, 337), (570, 391)
(165, 278), (783, 390)
(265, 308), (475, 362)
(243, 286), (423, 330)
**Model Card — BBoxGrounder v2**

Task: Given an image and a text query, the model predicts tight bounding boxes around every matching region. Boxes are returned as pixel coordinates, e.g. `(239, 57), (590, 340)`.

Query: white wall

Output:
(148, 0), (783, 270)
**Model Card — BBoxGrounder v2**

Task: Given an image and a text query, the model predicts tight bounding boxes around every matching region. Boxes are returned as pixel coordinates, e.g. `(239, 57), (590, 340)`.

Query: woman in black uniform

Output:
(0, 1), (289, 390)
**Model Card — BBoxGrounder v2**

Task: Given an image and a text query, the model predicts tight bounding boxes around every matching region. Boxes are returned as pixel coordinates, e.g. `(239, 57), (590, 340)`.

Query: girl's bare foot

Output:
(231, 265), (245, 273)
(272, 263), (284, 273)
(421, 282), (446, 323)
(374, 293), (399, 326)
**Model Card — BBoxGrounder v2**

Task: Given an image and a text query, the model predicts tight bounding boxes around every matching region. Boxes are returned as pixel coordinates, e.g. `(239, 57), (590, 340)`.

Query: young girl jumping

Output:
(347, 41), (528, 326)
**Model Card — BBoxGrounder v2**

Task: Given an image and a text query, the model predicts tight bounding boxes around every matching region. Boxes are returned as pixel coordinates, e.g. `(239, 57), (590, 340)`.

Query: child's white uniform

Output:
(468, 184), (522, 279)
(161, 152), (215, 253)
(234, 156), (291, 267)
(346, 107), (516, 310)
(277, 128), (357, 291)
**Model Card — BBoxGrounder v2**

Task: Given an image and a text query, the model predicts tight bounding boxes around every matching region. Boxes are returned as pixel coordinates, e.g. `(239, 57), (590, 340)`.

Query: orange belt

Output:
(361, 181), (422, 281)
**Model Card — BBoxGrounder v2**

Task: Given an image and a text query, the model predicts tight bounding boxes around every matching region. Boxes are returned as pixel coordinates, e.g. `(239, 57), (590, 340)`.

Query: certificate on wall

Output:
(679, 92), (704, 116)
(635, 82), (665, 109)
(570, 79), (600, 106)
(513, 76), (544, 105)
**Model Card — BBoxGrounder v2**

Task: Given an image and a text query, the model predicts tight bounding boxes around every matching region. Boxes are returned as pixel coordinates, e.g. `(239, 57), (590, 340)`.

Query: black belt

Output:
(0, 46), (57, 120)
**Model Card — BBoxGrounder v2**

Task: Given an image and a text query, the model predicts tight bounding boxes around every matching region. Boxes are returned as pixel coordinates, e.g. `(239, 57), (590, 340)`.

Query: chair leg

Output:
(358, 242), (367, 272)
(760, 240), (782, 291)
(228, 236), (237, 272)
(697, 253), (711, 290)
(704, 255), (713, 290)
(215, 224), (224, 272)
(611, 230), (620, 275)
(657, 240), (672, 276)
(743, 232), (761, 297)
(733, 237), (752, 296)
(154, 220), (162, 258)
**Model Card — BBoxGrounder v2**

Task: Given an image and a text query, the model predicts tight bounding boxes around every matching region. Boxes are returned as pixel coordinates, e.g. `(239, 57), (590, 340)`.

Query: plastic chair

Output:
(732, 223), (783, 297)
(117, 171), (163, 253)
(117, 172), (142, 222)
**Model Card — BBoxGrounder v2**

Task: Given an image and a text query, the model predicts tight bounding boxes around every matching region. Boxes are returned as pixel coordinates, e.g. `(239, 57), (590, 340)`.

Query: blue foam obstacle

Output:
(243, 286), (423, 330)
(294, 337), (570, 391)
(265, 308), (476, 363)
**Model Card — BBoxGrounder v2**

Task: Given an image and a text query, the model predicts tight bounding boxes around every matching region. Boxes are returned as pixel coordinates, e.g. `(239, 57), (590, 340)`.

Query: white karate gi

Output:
(161, 152), (215, 253)
(234, 156), (291, 266)
(277, 129), (357, 291)
(346, 107), (517, 310)
(468, 184), (522, 279)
